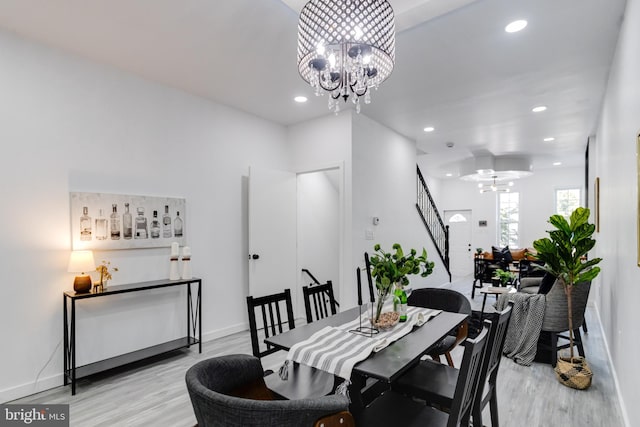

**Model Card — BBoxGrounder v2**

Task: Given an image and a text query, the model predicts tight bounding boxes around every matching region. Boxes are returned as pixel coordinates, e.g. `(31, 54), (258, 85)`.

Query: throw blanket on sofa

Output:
(495, 292), (545, 366)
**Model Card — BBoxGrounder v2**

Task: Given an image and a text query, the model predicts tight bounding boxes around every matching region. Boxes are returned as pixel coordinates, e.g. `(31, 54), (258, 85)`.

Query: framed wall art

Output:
(70, 192), (186, 250)
(594, 177), (600, 233)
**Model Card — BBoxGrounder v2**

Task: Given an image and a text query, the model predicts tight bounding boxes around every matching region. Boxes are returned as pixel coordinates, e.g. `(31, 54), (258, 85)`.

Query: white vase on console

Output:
(181, 246), (192, 280)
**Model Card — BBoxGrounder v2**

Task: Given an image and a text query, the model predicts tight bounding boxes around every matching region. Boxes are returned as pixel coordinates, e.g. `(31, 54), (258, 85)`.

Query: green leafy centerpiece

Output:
(369, 243), (434, 324)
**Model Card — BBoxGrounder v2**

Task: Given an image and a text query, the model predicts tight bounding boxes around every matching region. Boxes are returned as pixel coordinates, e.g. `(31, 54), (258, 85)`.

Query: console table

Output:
(63, 278), (202, 395)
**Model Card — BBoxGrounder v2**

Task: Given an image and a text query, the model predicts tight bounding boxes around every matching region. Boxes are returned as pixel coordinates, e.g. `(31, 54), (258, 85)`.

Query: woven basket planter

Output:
(554, 356), (592, 390)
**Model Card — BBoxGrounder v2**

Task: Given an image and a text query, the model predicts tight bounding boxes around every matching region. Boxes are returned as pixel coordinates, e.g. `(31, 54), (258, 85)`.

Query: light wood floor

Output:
(11, 277), (625, 427)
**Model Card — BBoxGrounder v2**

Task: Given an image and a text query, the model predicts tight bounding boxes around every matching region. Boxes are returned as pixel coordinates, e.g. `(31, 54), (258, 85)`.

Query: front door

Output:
(444, 209), (473, 276)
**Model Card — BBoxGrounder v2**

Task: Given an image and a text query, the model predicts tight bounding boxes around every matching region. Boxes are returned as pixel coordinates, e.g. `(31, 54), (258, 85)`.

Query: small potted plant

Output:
(493, 268), (515, 287)
(533, 207), (601, 389)
(369, 243), (434, 324)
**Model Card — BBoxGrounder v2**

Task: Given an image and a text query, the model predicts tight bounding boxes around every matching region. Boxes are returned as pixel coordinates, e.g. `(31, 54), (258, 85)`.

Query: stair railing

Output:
(416, 165), (451, 282)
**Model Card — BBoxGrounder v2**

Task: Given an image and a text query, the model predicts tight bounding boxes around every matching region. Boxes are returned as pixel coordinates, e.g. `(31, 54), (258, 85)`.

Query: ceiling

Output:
(0, 0), (626, 178)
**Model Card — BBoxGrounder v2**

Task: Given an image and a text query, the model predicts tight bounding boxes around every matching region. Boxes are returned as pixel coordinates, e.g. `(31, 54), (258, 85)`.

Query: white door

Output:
(248, 167), (297, 300)
(444, 210), (473, 277)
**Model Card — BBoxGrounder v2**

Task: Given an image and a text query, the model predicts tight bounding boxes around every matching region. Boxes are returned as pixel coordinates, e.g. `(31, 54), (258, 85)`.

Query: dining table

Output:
(264, 305), (468, 416)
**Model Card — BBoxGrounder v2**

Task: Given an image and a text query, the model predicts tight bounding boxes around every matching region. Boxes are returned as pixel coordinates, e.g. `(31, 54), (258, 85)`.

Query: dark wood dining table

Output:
(265, 305), (468, 415)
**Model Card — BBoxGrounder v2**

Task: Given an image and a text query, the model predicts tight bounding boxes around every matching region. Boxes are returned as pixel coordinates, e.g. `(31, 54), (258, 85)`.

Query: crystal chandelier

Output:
(297, 0), (395, 113)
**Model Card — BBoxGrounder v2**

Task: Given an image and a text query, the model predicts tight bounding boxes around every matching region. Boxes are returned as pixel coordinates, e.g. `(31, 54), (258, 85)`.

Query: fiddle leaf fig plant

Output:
(369, 243), (434, 322)
(533, 207), (602, 359)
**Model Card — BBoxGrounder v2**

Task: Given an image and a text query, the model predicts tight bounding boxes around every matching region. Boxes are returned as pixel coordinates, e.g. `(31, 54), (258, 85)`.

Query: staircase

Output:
(416, 165), (451, 282)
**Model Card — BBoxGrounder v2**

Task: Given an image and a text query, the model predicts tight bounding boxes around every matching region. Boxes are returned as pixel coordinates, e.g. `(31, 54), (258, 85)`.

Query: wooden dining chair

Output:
(303, 281), (338, 323)
(245, 289), (335, 399)
(392, 305), (513, 427)
(356, 325), (489, 427)
(246, 289), (295, 359)
(407, 288), (472, 367)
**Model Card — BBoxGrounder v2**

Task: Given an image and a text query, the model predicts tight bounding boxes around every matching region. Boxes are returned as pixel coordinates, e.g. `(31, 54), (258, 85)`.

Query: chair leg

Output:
(430, 354), (442, 364)
(489, 385), (499, 427)
(444, 351), (455, 368)
(472, 403), (483, 427)
(574, 328), (585, 357)
(550, 332), (558, 367)
(582, 318), (588, 333)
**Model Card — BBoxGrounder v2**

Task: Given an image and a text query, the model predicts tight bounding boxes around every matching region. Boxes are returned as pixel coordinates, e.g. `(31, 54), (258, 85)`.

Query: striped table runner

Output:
(279, 305), (441, 383)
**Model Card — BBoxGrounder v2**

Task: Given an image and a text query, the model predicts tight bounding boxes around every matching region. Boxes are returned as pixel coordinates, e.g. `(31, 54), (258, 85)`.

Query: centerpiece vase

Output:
(374, 282), (401, 322)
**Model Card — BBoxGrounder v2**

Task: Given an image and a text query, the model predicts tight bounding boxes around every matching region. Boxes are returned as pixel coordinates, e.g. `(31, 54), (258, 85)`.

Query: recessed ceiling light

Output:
(294, 96), (308, 103)
(445, 173), (453, 177)
(553, 161), (562, 166)
(543, 137), (555, 142)
(423, 126), (435, 132)
(532, 105), (547, 113)
(505, 20), (528, 33)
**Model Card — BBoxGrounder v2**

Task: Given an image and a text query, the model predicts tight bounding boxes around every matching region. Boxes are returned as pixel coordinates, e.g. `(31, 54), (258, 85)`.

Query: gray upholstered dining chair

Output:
(185, 354), (354, 427)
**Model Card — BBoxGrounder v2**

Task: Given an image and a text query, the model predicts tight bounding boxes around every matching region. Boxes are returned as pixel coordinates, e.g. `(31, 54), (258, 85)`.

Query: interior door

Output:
(248, 167), (297, 301)
(444, 210), (473, 277)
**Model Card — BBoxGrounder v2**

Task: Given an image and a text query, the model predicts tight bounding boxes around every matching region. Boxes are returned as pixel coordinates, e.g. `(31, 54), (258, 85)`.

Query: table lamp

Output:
(68, 250), (95, 293)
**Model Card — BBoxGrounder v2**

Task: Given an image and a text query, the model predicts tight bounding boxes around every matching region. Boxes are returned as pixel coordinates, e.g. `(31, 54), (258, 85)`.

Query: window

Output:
(556, 188), (581, 219)
(498, 192), (519, 248)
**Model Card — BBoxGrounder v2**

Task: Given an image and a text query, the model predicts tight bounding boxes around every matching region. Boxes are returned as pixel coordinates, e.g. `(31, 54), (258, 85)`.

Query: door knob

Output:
(251, 254), (260, 260)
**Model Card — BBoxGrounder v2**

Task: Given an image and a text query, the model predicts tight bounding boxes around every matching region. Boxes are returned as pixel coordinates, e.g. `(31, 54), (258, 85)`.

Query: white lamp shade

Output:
(68, 250), (95, 273)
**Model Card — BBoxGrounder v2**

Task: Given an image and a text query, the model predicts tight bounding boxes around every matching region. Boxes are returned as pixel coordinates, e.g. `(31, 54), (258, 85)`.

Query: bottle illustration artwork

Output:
(162, 205), (172, 238)
(80, 206), (92, 241)
(95, 209), (108, 240)
(174, 211), (183, 237)
(123, 203), (133, 239)
(151, 210), (160, 239)
(135, 207), (148, 239)
(110, 204), (121, 240)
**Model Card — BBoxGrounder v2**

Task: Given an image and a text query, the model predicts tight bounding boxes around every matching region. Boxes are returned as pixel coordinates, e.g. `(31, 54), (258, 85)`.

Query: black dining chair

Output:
(302, 281), (338, 323)
(407, 287), (472, 367)
(393, 305), (513, 427)
(246, 289), (335, 399)
(356, 325), (489, 427)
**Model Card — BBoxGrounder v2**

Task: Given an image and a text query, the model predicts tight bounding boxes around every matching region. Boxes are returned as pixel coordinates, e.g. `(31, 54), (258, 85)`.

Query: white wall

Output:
(437, 166), (584, 252)
(591, 0), (640, 424)
(0, 30), (289, 401)
(351, 114), (450, 291)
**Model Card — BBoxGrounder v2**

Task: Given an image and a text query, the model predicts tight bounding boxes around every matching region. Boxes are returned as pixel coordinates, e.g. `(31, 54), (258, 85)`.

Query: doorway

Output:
(248, 165), (343, 319)
(444, 209), (473, 277)
(296, 168), (341, 316)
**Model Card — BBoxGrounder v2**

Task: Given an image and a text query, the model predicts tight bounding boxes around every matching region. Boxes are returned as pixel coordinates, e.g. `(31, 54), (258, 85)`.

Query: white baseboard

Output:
(1, 373), (62, 404)
(1, 323), (251, 404)
(202, 322), (248, 342)
(594, 303), (631, 427)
